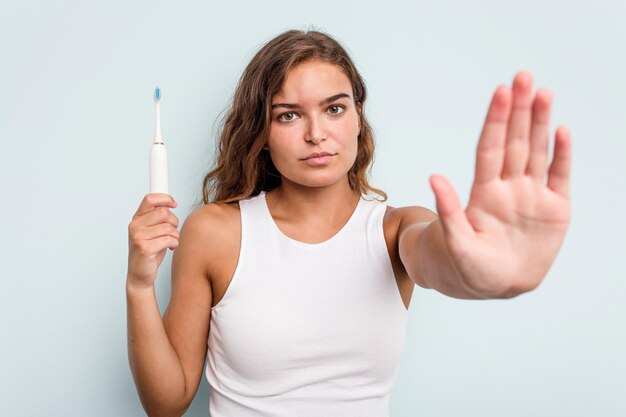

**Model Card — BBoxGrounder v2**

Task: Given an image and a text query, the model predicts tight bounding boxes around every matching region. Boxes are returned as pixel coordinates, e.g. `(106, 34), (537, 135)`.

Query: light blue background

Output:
(2, 0), (625, 416)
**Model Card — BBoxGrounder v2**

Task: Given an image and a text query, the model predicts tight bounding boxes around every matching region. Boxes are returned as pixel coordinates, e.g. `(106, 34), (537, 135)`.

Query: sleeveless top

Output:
(205, 190), (408, 417)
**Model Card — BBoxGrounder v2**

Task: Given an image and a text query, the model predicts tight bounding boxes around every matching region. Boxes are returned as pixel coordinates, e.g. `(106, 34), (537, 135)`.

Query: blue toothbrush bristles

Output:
(155, 87), (161, 101)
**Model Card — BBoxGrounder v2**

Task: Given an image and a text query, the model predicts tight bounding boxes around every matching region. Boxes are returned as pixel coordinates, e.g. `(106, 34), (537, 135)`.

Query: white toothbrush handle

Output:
(150, 142), (169, 194)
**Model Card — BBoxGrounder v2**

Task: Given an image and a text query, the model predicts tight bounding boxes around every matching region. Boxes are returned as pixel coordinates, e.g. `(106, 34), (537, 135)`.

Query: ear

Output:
(356, 101), (362, 131)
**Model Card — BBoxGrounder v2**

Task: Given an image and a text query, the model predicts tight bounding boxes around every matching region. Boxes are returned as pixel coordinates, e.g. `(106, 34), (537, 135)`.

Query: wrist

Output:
(126, 276), (155, 294)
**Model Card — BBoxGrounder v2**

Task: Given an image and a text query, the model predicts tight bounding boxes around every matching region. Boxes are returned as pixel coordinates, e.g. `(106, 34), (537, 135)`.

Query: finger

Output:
(547, 126), (572, 199)
(142, 207), (180, 228)
(145, 235), (179, 254)
(502, 71), (533, 179)
(474, 85), (512, 184)
(526, 89), (552, 181)
(134, 193), (177, 218)
(429, 174), (475, 240)
(136, 223), (180, 241)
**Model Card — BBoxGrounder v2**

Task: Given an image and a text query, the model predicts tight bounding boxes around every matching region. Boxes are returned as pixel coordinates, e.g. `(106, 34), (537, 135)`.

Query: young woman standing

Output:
(126, 30), (571, 416)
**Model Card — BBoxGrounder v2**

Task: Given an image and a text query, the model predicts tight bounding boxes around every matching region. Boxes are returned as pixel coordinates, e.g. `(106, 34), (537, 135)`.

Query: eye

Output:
(277, 112), (299, 122)
(328, 104), (346, 115)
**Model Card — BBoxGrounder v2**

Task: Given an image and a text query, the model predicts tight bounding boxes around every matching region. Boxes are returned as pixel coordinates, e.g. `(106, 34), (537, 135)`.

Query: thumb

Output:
(429, 174), (474, 239)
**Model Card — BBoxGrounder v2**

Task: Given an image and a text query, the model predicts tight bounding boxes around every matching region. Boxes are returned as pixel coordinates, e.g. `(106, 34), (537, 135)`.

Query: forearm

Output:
(403, 220), (512, 300)
(126, 280), (187, 416)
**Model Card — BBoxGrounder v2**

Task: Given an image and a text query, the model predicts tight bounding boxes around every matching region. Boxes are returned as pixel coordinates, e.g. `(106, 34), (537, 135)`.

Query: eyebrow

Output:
(271, 93), (351, 110)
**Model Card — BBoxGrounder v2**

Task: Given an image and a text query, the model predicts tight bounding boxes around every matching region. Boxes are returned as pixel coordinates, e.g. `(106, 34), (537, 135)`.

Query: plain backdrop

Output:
(2, 0), (625, 416)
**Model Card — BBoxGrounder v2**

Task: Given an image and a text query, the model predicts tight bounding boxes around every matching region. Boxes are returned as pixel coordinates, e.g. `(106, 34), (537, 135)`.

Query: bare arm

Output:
(127, 206), (214, 416)
(126, 283), (188, 416)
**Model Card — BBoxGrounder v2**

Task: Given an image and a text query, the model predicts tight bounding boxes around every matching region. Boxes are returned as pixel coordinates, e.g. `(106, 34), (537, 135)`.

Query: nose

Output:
(304, 114), (327, 145)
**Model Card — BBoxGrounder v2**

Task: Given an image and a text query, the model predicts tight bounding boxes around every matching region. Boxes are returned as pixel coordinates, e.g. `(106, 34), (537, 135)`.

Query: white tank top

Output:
(205, 190), (408, 417)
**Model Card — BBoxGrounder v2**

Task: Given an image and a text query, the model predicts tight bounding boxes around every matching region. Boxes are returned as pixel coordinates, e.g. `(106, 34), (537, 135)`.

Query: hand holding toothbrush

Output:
(127, 194), (179, 289)
(126, 87), (178, 290)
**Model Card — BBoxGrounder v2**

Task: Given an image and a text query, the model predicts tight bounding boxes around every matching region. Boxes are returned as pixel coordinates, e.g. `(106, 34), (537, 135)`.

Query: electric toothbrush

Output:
(150, 87), (169, 194)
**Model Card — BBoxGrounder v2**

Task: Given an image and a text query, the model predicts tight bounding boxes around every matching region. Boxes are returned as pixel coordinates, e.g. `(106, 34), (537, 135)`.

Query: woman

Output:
(127, 30), (571, 416)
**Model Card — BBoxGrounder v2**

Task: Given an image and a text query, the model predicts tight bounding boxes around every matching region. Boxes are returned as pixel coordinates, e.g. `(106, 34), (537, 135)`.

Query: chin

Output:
(285, 171), (349, 188)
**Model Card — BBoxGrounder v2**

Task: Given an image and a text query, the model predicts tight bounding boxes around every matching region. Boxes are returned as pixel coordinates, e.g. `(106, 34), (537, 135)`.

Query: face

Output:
(266, 60), (362, 189)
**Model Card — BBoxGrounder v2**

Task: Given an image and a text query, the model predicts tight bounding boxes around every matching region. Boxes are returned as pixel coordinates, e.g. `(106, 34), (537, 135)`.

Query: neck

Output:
(265, 178), (361, 225)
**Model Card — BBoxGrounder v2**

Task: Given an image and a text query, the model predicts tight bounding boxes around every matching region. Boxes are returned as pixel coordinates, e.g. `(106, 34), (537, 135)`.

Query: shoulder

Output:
(189, 200), (240, 223)
(377, 203), (439, 293)
(183, 200), (241, 242)
(383, 204), (438, 230)
(178, 201), (242, 288)
(380, 203), (439, 255)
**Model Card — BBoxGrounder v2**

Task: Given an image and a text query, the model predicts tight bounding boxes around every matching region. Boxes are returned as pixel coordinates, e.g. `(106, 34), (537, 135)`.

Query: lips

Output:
(303, 152), (334, 160)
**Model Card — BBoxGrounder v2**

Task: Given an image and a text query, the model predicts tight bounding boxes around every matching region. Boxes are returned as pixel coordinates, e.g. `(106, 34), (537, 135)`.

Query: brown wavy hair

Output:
(199, 29), (387, 206)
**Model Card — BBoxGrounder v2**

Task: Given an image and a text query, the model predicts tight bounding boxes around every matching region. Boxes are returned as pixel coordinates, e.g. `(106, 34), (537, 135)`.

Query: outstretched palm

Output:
(430, 72), (572, 297)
